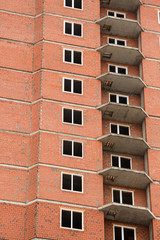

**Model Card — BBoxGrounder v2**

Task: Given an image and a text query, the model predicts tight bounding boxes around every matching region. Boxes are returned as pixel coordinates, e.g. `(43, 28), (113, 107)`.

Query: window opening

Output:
(111, 155), (131, 169)
(63, 140), (83, 157)
(64, 22), (82, 37)
(64, 49), (82, 65)
(113, 189), (133, 205)
(108, 38), (126, 46)
(114, 226), (135, 240)
(110, 124), (130, 136)
(61, 209), (83, 230)
(63, 78), (82, 94)
(109, 93), (128, 105)
(62, 173), (82, 192)
(65, 0), (82, 9)
(109, 64), (127, 75)
(63, 108), (82, 125)
(108, 11), (125, 19)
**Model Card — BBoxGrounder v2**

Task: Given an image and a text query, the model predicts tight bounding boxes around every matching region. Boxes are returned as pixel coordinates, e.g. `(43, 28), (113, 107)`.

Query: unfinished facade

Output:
(0, 0), (160, 239)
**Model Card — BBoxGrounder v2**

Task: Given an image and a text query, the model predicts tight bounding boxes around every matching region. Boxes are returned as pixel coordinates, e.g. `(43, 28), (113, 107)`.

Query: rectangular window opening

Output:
(118, 67), (127, 75)
(74, 141), (82, 157)
(114, 226), (135, 240)
(63, 78), (82, 95)
(111, 155), (131, 170)
(64, 49), (82, 65)
(109, 94), (128, 105)
(62, 173), (82, 192)
(63, 108), (82, 125)
(61, 210), (83, 230)
(63, 140), (72, 156)
(119, 125), (130, 136)
(65, 0), (82, 9)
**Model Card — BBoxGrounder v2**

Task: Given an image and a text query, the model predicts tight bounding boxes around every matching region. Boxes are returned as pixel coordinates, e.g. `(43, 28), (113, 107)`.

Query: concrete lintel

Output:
(100, 0), (142, 12)
(98, 167), (152, 189)
(96, 17), (143, 38)
(97, 44), (144, 65)
(97, 72), (145, 94)
(97, 102), (148, 123)
(99, 203), (154, 226)
(97, 134), (150, 156)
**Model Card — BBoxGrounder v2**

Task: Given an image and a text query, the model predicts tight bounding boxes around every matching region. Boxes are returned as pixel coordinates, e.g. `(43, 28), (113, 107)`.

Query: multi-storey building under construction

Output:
(0, 0), (160, 239)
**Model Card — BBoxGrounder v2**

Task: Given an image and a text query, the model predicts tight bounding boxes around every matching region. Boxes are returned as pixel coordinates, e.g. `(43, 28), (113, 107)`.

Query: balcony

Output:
(97, 102), (148, 124)
(99, 203), (154, 226)
(97, 72), (146, 94)
(97, 134), (150, 156)
(99, 167), (152, 189)
(100, 0), (142, 12)
(97, 44), (144, 65)
(96, 17), (143, 38)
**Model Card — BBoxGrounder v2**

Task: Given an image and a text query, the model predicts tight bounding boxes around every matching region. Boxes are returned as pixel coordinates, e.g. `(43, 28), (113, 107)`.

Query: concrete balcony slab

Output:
(97, 134), (150, 156)
(97, 44), (144, 65)
(99, 167), (152, 189)
(96, 17), (143, 38)
(99, 203), (154, 226)
(97, 72), (145, 94)
(97, 102), (148, 124)
(100, 0), (142, 12)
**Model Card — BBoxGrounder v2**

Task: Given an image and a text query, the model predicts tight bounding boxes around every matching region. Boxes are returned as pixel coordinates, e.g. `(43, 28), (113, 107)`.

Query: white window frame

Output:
(111, 154), (132, 169)
(62, 139), (83, 158)
(60, 208), (84, 231)
(112, 188), (134, 205)
(107, 10), (126, 18)
(63, 77), (83, 95)
(62, 107), (83, 126)
(63, 48), (83, 65)
(113, 225), (136, 240)
(110, 123), (130, 136)
(108, 64), (128, 75)
(158, 11), (160, 24)
(108, 37), (126, 46)
(61, 172), (83, 193)
(64, 0), (83, 10)
(64, 21), (83, 37)
(109, 93), (129, 104)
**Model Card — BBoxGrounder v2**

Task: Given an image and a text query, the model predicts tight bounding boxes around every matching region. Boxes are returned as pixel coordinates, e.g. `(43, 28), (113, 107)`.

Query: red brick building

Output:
(0, 0), (160, 239)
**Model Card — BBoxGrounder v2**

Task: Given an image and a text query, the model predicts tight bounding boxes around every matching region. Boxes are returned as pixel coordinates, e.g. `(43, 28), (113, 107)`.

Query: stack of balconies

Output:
(97, 0), (154, 238)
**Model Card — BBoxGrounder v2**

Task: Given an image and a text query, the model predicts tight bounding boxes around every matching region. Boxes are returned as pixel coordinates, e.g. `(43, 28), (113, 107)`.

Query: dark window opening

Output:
(124, 228), (135, 240)
(73, 175), (82, 192)
(109, 38), (115, 44)
(109, 65), (116, 73)
(65, 0), (72, 7)
(74, 80), (82, 94)
(65, 22), (72, 34)
(63, 140), (72, 155)
(121, 157), (131, 169)
(110, 94), (117, 103)
(73, 212), (82, 229)
(116, 13), (125, 18)
(118, 67), (127, 75)
(62, 174), (71, 190)
(115, 226), (122, 240)
(108, 11), (114, 16)
(62, 210), (71, 228)
(74, 23), (82, 36)
(63, 109), (72, 123)
(74, 0), (82, 9)
(65, 50), (72, 62)
(74, 51), (82, 64)
(119, 126), (129, 136)
(112, 156), (119, 167)
(74, 142), (82, 157)
(117, 40), (125, 46)
(74, 110), (82, 125)
(64, 78), (72, 92)
(122, 191), (133, 205)
(111, 124), (118, 134)
(119, 96), (128, 104)
(113, 190), (120, 203)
